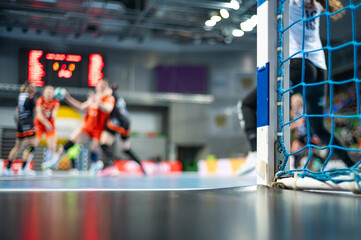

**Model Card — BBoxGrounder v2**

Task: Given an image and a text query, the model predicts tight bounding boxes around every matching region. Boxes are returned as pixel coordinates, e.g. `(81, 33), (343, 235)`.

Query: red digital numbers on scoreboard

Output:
(26, 50), (104, 87)
(88, 53), (104, 87)
(45, 53), (82, 80)
(28, 50), (46, 87)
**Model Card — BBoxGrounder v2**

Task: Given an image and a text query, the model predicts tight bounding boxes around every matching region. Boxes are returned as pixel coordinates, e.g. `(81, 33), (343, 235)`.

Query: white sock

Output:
(25, 153), (34, 170)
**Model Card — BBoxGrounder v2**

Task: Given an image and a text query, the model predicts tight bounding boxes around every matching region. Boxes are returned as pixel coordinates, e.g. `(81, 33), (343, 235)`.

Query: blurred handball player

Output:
(42, 79), (115, 175)
(34, 85), (60, 168)
(3, 82), (37, 176)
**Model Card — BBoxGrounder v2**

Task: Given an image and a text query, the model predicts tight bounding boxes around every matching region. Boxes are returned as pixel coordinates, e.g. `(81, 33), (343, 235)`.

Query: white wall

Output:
(169, 102), (209, 145)
(0, 44), (18, 84)
(0, 107), (17, 128)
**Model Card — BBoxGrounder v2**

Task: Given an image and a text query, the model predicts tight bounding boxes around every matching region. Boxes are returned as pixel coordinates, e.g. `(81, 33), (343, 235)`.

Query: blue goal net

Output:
(275, 0), (361, 192)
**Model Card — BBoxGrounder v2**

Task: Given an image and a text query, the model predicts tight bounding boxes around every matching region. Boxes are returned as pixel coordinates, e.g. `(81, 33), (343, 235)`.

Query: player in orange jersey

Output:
(34, 85), (60, 166)
(99, 84), (146, 176)
(42, 79), (115, 175)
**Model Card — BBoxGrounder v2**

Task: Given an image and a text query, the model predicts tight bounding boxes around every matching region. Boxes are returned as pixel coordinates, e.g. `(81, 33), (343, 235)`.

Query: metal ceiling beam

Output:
(0, 9), (205, 32)
(0, 0), (257, 44)
(0, 3), (67, 15)
(79, 0), (95, 37)
(166, 0), (239, 10)
(124, 0), (159, 38)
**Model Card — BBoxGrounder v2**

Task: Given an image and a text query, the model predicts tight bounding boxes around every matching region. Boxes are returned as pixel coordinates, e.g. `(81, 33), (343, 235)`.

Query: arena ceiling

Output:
(1, 1), (359, 55)
(0, 0), (258, 48)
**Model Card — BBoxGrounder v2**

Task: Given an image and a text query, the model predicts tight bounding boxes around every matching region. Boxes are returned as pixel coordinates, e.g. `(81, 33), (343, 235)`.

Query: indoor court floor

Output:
(0, 172), (361, 240)
(0, 172), (256, 191)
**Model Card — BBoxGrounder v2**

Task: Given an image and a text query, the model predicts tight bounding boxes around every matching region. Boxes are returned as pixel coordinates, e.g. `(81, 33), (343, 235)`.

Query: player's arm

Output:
(64, 90), (92, 111)
(51, 102), (60, 119)
(14, 106), (19, 123)
(35, 105), (52, 131)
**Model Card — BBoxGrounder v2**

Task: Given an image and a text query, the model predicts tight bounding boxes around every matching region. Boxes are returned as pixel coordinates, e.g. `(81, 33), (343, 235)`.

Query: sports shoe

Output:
(237, 151), (257, 176)
(41, 160), (58, 171)
(88, 161), (104, 176)
(2, 168), (15, 176)
(41, 161), (51, 170)
(17, 169), (36, 176)
(42, 169), (53, 176)
(98, 166), (120, 177)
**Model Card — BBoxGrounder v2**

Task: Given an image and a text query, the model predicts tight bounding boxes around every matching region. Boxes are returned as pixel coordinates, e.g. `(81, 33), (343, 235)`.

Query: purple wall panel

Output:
(156, 66), (207, 94)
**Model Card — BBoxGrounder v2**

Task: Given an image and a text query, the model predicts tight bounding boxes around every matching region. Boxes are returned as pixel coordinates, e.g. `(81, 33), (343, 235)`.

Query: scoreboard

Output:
(19, 49), (105, 88)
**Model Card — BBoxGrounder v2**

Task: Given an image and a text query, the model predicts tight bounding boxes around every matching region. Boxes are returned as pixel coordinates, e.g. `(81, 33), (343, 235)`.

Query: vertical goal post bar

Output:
(257, 0), (290, 186)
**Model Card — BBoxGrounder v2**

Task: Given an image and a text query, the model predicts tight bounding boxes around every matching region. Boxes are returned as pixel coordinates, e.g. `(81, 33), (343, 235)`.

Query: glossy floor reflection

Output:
(0, 174), (360, 240)
(0, 172), (256, 190)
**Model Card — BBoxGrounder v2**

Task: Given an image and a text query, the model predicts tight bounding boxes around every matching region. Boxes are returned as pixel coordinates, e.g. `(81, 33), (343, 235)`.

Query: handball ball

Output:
(54, 87), (66, 100)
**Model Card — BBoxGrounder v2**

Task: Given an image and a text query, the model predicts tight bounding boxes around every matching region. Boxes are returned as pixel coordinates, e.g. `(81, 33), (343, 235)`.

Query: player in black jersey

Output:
(2, 82), (37, 176)
(98, 84), (146, 176)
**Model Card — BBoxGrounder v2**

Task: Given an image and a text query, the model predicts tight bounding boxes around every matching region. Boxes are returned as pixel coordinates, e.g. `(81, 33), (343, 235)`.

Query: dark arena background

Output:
(1, 1), (361, 240)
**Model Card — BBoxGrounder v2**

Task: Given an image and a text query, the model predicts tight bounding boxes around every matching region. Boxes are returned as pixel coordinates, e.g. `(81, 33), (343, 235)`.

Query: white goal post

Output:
(256, 0), (290, 186)
(257, 0), (361, 193)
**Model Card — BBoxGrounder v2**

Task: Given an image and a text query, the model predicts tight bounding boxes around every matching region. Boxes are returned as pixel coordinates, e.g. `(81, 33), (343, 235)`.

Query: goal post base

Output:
(270, 175), (361, 194)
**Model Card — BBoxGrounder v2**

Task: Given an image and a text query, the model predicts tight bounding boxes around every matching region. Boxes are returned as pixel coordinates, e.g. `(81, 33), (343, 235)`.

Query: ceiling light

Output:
(230, 0), (240, 10)
(240, 20), (253, 32)
(205, 20), (216, 27)
(250, 15), (257, 27)
(220, 9), (229, 19)
(232, 29), (244, 37)
(211, 16), (222, 22)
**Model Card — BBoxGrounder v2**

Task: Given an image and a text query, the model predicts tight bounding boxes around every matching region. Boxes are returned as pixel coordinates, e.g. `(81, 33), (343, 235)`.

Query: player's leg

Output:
(98, 119), (123, 176)
(116, 117), (146, 174)
(3, 138), (26, 176)
(44, 122), (57, 163)
(8, 138), (25, 165)
(35, 123), (52, 170)
(42, 127), (88, 170)
(5, 121), (31, 175)
(23, 136), (39, 164)
(98, 130), (120, 176)
(44, 136), (56, 163)
(40, 125), (59, 174)
(65, 129), (89, 170)
(100, 130), (115, 167)
(88, 139), (104, 175)
(35, 122), (46, 162)
(291, 58), (355, 167)
(121, 138), (146, 175)
(237, 88), (257, 176)
(305, 67), (355, 167)
(18, 136), (38, 176)
(242, 88), (257, 152)
(98, 132), (120, 176)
